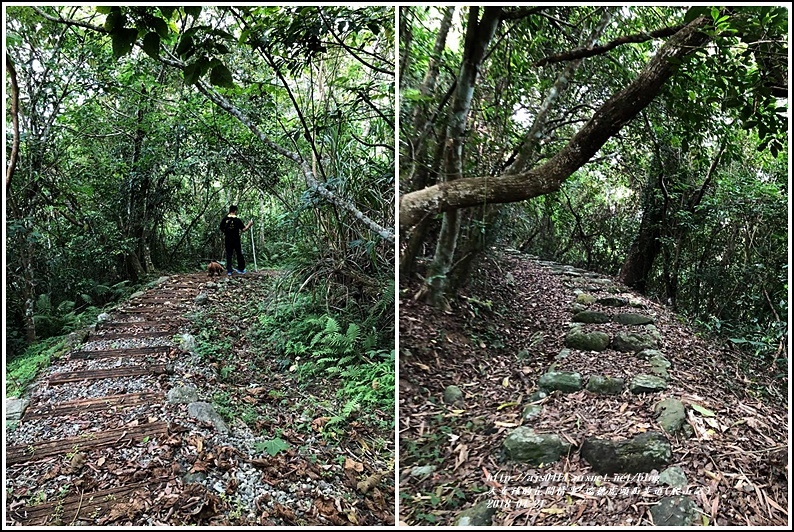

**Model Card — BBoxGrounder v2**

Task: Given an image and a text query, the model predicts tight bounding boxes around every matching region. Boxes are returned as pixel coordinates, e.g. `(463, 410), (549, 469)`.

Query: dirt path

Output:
(399, 251), (787, 526)
(6, 272), (394, 526)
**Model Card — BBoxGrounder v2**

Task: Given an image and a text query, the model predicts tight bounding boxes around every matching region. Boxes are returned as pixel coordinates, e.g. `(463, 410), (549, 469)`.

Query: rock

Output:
(538, 371), (583, 393)
(648, 354), (672, 378)
(194, 293), (209, 305)
(206, 282), (218, 289)
(443, 385), (464, 405)
(573, 310), (611, 324)
(410, 465), (436, 478)
(630, 374), (668, 394)
(654, 398), (686, 435)
(659, 466), (688, 489)
(187, 402), (229, 433)
(612, 331), (659, 352)
(167, 385), (199, 404)
(454, 500), (496, 526)
(586, 375), (625, 395)
(555, 349), (571, 360)
(565, 329), (610, 351)
(575, 293), (597, 305)
(156, 276), (170, 284)
(528, 390), (548, 402)
(628, 298), (647, 308)
(505, 272), (516, 285)
(180, 333), (196, 352)
(522, 404), (543, 421)
(636, 349), (664, 360)
(570, 303), (588, 313)
(6, 398), (29, 421)
(596, 296), (628, 307)
(650, 496), (700, 526)
(183, 471), (207, 484)
(97, 312), (112, 323)
(130, 290), (145, 299)
(580, 431), (672, 474)
(613, 313), (654, 325)
(643, 324), (663, 344)
(503, 427), (571, 465)
(516, 349), (530, 360)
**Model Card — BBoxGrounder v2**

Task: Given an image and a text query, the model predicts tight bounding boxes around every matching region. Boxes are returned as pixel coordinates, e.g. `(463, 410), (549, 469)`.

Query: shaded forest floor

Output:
(399, 250), (788, 526)
(6, 271), (394, 526)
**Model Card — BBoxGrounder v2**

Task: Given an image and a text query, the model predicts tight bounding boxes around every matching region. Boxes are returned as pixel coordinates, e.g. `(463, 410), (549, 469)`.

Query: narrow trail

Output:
(399, 251), (788, 526)
(6, 271), (394, 526)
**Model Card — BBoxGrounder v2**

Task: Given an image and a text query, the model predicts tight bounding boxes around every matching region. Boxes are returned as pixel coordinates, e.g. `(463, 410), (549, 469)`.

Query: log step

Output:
(49, 365), (168, 385)
(88, 331), (172, 340)
(6, 422), (169, 465)
(22, 392), (164, 420)
(9, 480), (161, 525)
(70, 346), (170, 360)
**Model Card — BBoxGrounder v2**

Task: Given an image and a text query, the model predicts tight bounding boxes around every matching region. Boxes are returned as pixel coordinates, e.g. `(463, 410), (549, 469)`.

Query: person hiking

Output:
(219, 205), (253, 276)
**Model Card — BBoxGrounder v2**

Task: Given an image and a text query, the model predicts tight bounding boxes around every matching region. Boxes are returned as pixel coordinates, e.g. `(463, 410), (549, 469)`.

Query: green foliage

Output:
(253, 437), (291, 457)
(6, 336), (70, 397)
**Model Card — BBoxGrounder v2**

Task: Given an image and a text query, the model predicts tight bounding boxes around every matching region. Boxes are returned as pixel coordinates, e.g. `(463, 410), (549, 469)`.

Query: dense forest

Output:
(5, 6), (395, 525)
(398, 5), (788, 526)
(6, 5), (394, 361)
(399, 5), (787, 368)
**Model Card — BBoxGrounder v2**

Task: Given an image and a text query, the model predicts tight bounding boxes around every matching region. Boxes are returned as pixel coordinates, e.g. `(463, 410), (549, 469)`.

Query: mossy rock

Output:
(630, 374), (668, 393)
(503, 427), (571, 465)
(538, 371), (583, 393)
(575, 293), (597, 305)
(581, 431), (672, 474)
(573, 310), (611, 324)
(565, 329), (610, 351)
(586, 375), (625, 395)
(613, 313), (655, 325)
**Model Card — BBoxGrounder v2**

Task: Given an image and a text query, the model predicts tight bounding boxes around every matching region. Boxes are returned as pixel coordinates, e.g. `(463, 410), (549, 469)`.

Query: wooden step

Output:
(49, 365), (168, 385)
(6, 422), (169, 465)
(70, 346), (170, 360)
(9, 480), (162, 525)
(22, 392), (164, 420)
(88, 331), (172, 340)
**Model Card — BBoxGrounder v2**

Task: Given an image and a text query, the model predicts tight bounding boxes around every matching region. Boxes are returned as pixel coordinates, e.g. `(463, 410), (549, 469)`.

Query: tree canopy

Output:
(5, 5), (395, 359)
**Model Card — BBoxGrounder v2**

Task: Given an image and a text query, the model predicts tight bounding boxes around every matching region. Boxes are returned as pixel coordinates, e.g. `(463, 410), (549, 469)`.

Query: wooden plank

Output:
(9, 480), (165, 525)
(70, 346), (170, 360)
(49, 365), (168, 385)
(97, 320), (166, 330)
(22, 392), (164, 420)
(89, 330), (172, 340)
(6, 422), (169, 465)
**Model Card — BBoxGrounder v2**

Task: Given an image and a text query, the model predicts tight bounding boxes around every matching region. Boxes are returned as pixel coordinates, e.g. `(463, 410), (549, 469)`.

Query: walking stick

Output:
(250, 225), (257, 271)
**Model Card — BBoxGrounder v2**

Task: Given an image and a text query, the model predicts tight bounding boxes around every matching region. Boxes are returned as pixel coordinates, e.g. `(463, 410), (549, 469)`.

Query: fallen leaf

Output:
(690, 402), (716, 417)
(344, 457), (364, 472)
(357, 471), (384, 494)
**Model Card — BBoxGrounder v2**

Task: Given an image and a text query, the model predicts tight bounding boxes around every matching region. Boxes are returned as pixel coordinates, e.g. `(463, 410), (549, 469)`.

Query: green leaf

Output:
(104, 9), (125, 32)
(183, 60), (203, 85)
(184, 6), (202, 19)
(683, 6), (709, 24)
(256, 437), (290, 457)
(689, 403), (716, 417)
(96, 6), (113, 15)
(158, 6), (175, 19)
(142, 32), (160, 59)
(175, 34), (194, 57)
(151, 17), (170, 38)
(111, 27), (139, 59)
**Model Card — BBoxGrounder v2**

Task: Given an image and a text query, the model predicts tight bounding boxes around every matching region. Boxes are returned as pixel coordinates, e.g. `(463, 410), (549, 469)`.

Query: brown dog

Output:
(208, 261), (224, 278)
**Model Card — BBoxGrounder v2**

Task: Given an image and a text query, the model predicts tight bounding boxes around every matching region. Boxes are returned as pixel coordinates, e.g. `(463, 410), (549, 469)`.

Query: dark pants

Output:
(225, 240), (245, 272)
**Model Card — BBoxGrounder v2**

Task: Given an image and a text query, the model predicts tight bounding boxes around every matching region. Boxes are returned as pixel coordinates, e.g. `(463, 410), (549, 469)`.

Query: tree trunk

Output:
(426, 7), (502, 308)
(618, 200), (664, 293)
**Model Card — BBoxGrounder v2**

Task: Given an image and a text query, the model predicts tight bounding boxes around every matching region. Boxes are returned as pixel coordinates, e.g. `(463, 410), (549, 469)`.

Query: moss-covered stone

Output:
(565, 329), (610, 351)
(586, 375), (625, 395)
(596, 296), (628, 307)
(573, 310), (611, 324)
(650, 496), (700, 526)
(503, 427), (571, 465)
(576, 293), (597, 305)
(613, 313), (655, 325)
(538, 371), (583, 393)
(581, 431), (672, 474)
(630, 374), (668, 393)
(443, 385), (464, 405)
(612, 331), (660, 352)
(654, 398), (686, 434)
(454, 500), (497, 526)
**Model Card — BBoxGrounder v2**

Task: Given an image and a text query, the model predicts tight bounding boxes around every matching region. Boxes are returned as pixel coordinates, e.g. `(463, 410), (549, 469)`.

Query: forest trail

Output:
(399, 251), (788, 526)
(6, 271), (394, 526)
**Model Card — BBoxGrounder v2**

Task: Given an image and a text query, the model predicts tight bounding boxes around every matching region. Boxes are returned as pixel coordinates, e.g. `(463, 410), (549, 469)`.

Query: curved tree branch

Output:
(534, 23), (686, 67)
(5, 54), (21, 193)
(400, 15), (713, 230)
